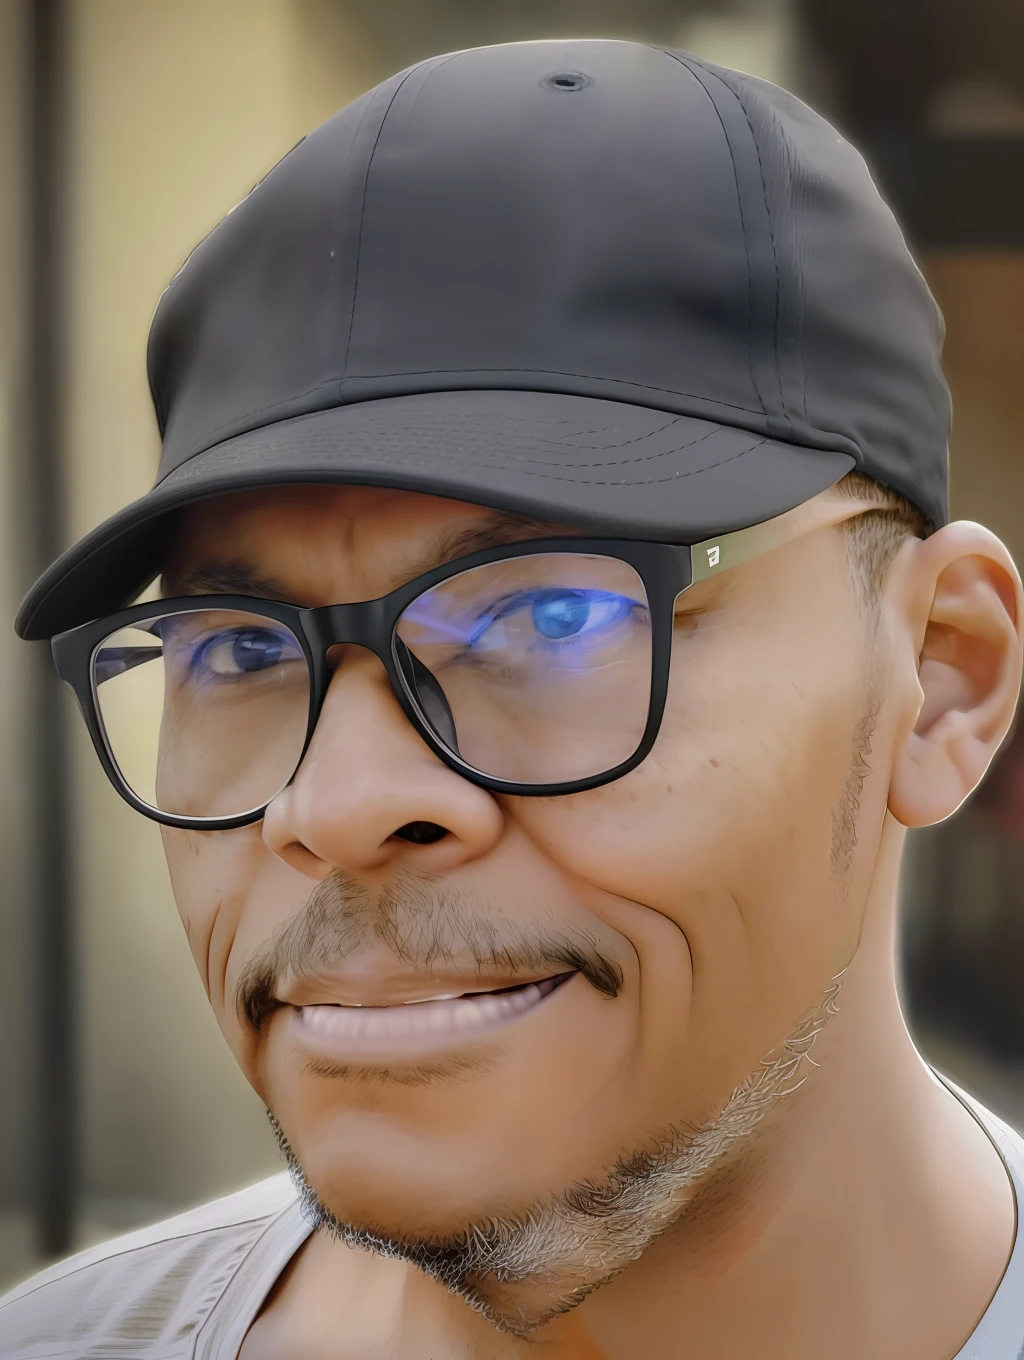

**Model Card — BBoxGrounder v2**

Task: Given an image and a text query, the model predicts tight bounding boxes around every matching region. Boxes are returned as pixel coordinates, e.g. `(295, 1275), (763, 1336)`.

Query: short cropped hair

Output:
(834, 471), (931, 609)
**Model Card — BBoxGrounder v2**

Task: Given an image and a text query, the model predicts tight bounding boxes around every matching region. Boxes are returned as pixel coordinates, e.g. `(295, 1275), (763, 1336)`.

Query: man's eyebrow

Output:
(161, 563), (297, 601)
(397, 510), (574, 585)
(162, 510), (574, 604)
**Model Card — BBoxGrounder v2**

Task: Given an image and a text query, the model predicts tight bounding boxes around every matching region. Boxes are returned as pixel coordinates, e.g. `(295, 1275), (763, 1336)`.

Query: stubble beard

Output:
(268, 972), (843, 1340)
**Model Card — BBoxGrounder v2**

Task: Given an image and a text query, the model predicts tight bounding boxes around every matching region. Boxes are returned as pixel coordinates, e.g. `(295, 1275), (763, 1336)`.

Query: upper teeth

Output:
(336, 984), (531, 1008)
(342, 992), (469, 1008)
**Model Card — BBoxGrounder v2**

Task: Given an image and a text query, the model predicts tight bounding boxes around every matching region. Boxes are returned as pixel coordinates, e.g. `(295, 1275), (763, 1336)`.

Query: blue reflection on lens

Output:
(400, 584), (646, 667)
(531, 589), (595, 639)
(440, 589), (643, 656)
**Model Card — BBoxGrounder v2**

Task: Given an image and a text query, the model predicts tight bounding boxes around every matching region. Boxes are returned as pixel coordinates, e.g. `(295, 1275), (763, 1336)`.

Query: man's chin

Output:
(300, 1189), (613, 1339)
(269, 1113), (616, 1336)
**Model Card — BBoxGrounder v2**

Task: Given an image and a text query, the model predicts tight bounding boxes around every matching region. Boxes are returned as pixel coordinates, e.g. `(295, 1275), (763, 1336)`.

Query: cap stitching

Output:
(165, 372), (763, 465)
(162, 418), (723, 485)
(660, 51), (763, 420)
(340, 53), (462, 388)
(402, 415), (684, 438)
(176, 432), (771, 489)
(338, 371), (762, 409)
(410, 421), (712, 467)
(284, 421), (725, 472)
(445, 435), (770, 486)
(171, 429), (764, 485)
(743, 90), (811, 427)
(722, 75), (788, 426)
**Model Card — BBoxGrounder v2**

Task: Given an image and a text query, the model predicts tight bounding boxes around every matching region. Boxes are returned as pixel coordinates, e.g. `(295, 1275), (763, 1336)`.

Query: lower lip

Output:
(286, 974), (574, 1060)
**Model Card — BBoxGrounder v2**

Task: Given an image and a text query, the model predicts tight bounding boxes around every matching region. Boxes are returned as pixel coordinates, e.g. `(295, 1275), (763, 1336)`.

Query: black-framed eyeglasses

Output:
(50, 505), (864, 829)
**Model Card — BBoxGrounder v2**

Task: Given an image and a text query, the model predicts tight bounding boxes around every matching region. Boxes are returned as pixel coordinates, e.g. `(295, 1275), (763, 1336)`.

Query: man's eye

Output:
(193, 628), (296, 677)
(473, 589), (638, 646)
(528, 589), (633, 640)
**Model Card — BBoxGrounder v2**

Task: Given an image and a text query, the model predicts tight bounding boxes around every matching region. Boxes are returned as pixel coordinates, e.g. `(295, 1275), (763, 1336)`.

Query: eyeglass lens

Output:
(394, 553), (652, 784)
(90, 553), (653, 820)
(93, 609), (311, 819)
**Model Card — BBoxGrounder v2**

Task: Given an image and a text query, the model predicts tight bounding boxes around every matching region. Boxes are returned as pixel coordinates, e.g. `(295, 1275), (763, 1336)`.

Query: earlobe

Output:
(888, 524), (1023, 829)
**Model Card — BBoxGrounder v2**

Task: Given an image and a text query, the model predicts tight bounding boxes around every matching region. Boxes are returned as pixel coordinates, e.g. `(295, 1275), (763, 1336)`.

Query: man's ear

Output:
(888, 521), (1024, 829)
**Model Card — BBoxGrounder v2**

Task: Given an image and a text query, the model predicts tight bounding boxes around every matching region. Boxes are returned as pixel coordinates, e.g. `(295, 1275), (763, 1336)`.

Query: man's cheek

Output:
(161, 826), (267, 1013)
(162, 828), (216, 975)
(511, 727), (782, 906)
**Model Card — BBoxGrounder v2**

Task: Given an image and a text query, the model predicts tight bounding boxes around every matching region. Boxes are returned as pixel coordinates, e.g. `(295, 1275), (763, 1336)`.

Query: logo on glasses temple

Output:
(706, 545), (721, 568)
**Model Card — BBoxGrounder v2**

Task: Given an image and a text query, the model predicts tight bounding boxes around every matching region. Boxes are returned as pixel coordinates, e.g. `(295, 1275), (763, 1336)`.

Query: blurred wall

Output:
(0, 0), (32, 1211)
(927, 256), (1024, 567)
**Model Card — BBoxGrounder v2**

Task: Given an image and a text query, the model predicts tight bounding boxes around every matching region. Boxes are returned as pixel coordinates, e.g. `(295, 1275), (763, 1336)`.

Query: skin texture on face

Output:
(157, 483), (1022, 1358)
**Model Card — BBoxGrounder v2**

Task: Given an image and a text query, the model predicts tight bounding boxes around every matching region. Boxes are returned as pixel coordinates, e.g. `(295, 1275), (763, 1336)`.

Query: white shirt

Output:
(1, 1079), (1021, 1359)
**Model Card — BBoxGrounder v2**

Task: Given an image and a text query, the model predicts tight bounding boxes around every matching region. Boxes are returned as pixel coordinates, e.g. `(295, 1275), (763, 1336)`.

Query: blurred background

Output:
(1, 0), (1022, 1292)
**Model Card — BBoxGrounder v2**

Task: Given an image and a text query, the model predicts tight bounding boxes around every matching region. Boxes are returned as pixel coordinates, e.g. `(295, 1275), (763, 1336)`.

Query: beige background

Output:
(0, 0), (32, 1226)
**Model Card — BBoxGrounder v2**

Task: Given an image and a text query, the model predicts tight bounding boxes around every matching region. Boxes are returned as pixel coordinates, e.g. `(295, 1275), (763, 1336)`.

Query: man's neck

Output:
(577, 1026), (1012, 1359)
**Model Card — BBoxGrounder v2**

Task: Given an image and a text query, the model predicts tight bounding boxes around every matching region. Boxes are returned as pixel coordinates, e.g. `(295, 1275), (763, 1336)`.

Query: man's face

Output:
(161, 483), (885, 1328)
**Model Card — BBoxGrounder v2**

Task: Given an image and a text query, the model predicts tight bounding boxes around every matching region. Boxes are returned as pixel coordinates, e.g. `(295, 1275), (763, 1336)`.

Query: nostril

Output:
(394, 820), (449, 845)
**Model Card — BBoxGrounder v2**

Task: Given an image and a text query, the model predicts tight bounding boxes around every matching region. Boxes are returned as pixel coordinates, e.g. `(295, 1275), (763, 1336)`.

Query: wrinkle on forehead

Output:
(162, 484), (574, 605)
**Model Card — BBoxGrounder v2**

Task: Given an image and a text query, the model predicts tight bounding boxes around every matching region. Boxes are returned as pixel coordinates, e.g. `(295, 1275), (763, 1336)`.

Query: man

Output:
(3, 37), (1022, 1360)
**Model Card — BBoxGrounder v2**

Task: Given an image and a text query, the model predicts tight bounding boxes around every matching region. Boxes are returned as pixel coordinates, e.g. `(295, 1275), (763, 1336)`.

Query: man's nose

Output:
(261, 647), (504, 880)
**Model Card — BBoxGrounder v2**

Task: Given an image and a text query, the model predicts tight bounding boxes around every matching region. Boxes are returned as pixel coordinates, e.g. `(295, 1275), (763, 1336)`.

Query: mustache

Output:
(236, 868), (622, 1032)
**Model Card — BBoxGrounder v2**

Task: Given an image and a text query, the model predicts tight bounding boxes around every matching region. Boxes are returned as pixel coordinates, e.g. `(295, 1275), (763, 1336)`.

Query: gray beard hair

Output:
(269, 972), (844, 1339)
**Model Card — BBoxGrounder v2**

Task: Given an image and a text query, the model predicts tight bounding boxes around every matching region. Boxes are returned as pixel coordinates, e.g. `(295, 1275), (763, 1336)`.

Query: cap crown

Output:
(149, 39), (948, 526)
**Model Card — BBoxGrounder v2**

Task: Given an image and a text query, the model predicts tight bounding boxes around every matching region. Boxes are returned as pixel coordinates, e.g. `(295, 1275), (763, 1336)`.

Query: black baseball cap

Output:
(16, 38), (950, 641)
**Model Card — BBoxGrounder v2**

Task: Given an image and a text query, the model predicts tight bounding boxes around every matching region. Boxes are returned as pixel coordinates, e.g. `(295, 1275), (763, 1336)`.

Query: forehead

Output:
(163, 484), (569, 604)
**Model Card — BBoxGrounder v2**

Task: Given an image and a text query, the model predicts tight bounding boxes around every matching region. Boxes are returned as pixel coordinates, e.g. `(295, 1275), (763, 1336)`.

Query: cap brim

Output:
(16, 389), (854, 639)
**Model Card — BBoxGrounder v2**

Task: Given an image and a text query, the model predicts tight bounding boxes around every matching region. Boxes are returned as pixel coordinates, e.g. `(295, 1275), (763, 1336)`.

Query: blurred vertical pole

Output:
(24, 0), (76, 1258)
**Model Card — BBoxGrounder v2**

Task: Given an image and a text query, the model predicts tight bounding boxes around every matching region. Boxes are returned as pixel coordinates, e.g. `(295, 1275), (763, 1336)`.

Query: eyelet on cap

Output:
(540, 70), (592, 92)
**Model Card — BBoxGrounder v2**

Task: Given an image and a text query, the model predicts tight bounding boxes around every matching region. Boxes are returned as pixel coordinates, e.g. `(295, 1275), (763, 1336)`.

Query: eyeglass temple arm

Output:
(688, 514), (800, 586)
(687, 496), (870, 586)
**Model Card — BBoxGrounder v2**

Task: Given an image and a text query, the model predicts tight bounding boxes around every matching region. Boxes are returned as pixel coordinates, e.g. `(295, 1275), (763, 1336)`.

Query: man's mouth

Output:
(284, 972), (576, 1059)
